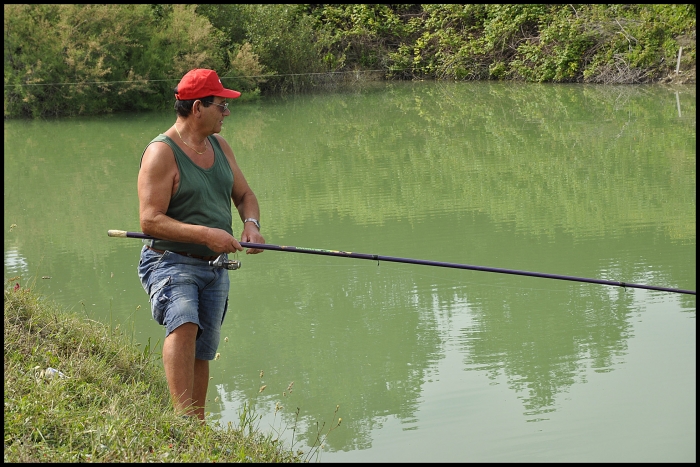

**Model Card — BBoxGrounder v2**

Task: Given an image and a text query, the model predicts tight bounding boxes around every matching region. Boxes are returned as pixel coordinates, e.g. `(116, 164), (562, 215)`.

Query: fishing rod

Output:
(107, 230), (696, 296)
(108, 230), (241, 270)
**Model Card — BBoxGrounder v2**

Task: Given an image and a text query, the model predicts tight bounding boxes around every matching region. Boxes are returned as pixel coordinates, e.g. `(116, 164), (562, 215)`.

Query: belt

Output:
(146, 245), (218, 262)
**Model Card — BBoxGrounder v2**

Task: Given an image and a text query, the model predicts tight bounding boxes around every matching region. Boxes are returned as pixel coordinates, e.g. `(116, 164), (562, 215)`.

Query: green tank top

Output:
(140, 134), (233, 257)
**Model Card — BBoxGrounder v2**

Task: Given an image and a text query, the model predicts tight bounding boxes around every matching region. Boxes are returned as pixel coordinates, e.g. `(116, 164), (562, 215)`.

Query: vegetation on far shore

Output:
(4, 282), (340, 463)
(4, 4), (696, 118)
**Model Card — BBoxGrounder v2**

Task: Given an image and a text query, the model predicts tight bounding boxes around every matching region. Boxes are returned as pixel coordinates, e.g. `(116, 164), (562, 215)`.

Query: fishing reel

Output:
(210, 253), (241, 270)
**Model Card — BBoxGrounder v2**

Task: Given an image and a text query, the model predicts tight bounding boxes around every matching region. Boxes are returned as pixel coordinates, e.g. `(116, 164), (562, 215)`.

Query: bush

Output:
(4, 4), (224, 118)
(4, 4), (696, 118)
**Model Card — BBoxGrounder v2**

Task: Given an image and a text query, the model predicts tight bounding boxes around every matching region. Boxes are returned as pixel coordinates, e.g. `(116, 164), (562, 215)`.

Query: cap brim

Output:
(218, 89), (241, 99)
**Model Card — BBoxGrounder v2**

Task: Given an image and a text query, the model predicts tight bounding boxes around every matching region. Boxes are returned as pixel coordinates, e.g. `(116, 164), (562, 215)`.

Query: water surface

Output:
(4, 81), (695, 462)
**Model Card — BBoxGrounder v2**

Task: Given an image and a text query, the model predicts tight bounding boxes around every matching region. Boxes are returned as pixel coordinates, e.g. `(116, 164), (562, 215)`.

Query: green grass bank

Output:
(3, 283), (308, 463)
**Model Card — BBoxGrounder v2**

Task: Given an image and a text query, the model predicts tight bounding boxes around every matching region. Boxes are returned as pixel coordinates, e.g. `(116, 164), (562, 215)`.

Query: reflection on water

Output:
(461, 283), (635, 419)
(4, 247), (29, 277)
(3, 82), (695, 462)
(233, 82), (695, 243)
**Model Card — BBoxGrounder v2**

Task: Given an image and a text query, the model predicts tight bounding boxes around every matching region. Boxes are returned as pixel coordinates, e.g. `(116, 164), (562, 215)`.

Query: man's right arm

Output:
(137, 142), (243, 254)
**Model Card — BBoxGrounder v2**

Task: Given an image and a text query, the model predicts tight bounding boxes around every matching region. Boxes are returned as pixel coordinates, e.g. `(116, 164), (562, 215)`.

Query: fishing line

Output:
(5, 69), (395, 88)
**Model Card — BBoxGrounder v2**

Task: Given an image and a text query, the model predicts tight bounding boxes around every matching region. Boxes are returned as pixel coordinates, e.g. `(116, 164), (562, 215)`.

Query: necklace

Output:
(175, 123), (208, 155)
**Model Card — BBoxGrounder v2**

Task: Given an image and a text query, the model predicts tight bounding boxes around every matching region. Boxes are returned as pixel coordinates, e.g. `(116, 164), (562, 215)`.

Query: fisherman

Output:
(137, 68), (265, 420)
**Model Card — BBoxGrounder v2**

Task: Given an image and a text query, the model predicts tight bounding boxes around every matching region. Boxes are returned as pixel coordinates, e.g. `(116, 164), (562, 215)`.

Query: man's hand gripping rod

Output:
(108, 230), (240, 270)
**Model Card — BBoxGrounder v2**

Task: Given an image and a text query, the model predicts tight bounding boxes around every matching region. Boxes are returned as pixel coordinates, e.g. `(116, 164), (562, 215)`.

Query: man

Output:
(137, 68), (265, 420)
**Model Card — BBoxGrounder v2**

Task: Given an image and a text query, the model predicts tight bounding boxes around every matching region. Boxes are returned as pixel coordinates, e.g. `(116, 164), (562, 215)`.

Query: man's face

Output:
(206, 97), (230, 132)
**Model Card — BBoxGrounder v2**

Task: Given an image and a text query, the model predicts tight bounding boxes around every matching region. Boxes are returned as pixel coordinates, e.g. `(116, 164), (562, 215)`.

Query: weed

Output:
(4, 283), (304, 463)
(245, 377), (342, 463)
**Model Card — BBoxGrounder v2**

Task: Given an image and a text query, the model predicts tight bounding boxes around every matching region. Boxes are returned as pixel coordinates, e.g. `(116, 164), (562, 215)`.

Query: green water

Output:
(4, 81), (696, 462)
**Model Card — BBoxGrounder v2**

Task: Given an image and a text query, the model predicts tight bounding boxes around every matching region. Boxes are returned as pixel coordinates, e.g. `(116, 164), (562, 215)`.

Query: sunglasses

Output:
(210, 101), (229, 112)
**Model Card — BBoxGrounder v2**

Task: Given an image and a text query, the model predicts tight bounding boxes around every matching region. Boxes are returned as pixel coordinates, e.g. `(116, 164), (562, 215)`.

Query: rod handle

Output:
(107, 230), (128, 237)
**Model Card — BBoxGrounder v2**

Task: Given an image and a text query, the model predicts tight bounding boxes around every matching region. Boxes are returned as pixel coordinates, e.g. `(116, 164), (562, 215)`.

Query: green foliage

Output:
(5, 5), (153, 117)
(196, 4), (330, 93)
(237, 5), (327, 93)
(4, 4), (223, 118)
(4, 4), (696, 118)
(313, 4), (422, 75)
(145, 5), (224, 80)
(397, 4), (695, 83)
(224, 42), (272, 95)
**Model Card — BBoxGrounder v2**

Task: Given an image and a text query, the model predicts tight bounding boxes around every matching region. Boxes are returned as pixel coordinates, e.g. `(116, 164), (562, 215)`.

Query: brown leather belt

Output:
(146, 245), (217, 262)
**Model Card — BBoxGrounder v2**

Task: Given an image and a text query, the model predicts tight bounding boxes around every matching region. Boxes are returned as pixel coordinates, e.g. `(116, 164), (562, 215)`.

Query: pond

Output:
(4, 81), (696, 462)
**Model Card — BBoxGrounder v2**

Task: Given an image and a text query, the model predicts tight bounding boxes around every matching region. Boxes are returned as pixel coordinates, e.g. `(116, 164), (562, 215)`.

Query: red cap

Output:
(175, 69), (241, 100)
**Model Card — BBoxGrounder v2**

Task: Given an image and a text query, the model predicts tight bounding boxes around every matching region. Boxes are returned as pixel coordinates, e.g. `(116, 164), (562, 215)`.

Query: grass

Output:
(3, 281), (315, 463)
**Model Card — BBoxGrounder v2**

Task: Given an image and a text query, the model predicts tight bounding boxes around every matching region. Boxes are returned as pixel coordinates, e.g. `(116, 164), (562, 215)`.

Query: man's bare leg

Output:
(192, 358), (210, 420)
(162, 322), (198, 416)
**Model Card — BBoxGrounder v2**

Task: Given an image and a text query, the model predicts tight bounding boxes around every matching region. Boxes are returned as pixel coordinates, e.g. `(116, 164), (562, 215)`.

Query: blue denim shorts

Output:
(137, 246), (230, 360)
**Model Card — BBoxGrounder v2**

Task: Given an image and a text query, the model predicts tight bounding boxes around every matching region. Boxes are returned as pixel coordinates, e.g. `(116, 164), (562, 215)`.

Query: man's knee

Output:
(168, 322), (199, 340)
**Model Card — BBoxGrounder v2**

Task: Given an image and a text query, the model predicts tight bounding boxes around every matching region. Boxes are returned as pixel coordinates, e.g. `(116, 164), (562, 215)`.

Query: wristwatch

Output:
(244, 218), (261, 230)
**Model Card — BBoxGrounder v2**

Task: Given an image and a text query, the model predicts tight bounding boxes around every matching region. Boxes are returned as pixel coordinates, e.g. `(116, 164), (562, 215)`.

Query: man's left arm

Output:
(215, 135), (266, 254)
